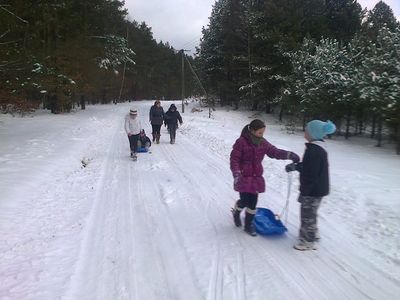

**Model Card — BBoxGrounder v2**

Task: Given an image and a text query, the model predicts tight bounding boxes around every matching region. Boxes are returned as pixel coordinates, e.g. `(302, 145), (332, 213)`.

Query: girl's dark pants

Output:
(237, 192), (258, 210)
(152, 124), (162, 136)
(128, 134), (139, 153)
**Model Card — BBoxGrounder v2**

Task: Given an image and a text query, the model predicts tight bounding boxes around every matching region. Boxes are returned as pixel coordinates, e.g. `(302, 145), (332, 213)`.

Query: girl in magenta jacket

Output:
(230, 119), (300, 236)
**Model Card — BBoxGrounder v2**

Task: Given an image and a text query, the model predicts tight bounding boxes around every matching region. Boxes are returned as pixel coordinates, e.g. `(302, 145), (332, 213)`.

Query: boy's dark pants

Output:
(169, 124), (177, 141)
(128, 134), (140, 153)
(298, 195), (322, 242)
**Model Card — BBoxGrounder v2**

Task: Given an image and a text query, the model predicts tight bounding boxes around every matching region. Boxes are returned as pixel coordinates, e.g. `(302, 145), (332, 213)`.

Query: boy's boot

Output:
(152, 133), (155, 142)
(293, 239), (317, 251)
(231, 201), (243, 227)
(156, 134), (160, 144)
(315, 230), (320, 242)
(244, 210), (257, 236)
(131, 152), (137, 161)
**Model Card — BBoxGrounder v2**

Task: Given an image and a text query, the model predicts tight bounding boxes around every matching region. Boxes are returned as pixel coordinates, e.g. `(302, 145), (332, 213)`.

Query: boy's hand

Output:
(285, 163), (298, 172)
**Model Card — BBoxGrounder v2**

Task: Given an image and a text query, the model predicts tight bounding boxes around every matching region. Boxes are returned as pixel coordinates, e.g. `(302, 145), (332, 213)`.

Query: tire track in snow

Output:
(62, 122), (125, 299)
(159, 140), (248, 300)
(124, 140), (202, 299)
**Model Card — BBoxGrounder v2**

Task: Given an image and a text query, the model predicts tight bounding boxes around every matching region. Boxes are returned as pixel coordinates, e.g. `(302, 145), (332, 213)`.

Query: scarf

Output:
(250, 133), (263, 145)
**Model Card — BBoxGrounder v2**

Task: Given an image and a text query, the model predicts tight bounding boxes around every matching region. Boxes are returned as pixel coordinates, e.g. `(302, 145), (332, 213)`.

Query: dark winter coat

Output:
(139, 134), (151, 147)
(230, 126), (293, 194)
(165, 105), (183, 126)
(297, 141), (330, 197)
(149, 105), (165, 125)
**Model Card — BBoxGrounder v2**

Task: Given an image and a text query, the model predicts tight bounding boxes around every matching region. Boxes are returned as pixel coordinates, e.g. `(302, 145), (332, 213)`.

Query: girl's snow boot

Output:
(231, 203), (242, 227)
(244, 211), (257, 236)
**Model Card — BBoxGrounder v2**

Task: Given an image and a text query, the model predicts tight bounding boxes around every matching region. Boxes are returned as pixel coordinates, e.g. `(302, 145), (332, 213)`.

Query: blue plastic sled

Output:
(136, 147), (150, 153)
(253, 207), (287, 235)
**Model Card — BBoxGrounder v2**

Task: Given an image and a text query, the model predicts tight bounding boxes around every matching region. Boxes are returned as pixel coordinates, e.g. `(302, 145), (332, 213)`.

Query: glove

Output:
(288, 152), (300, 163)
(233, 172), (241, 185)
(285, 163), (297, 172)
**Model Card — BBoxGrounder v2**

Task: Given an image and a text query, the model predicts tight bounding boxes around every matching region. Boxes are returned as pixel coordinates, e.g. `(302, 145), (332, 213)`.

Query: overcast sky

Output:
(125, 0), (400, 53)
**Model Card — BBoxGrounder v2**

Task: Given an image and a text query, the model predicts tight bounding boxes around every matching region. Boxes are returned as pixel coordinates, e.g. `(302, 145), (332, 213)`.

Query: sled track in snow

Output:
(159, 139), (251, 300)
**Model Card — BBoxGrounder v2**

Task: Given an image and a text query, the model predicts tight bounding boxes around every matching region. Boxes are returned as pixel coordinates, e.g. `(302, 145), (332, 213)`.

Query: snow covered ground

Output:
(0, 100), (399, 300)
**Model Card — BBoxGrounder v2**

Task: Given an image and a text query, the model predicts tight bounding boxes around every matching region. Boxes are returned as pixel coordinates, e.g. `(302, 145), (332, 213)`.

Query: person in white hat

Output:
(125, 108), (142, 159)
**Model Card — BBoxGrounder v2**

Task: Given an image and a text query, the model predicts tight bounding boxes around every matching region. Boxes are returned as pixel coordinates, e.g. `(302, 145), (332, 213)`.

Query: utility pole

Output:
(180, 49), (190, 113)
(118, 21), (129, 103)
(184, 56), (212, 118)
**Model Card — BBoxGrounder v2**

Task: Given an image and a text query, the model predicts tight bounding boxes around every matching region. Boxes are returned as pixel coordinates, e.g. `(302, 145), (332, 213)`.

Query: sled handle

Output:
(280, 172), (292, 225)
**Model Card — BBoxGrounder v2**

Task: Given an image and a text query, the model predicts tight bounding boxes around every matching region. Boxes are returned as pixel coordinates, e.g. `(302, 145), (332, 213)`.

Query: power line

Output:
(177, 34), (203, 50)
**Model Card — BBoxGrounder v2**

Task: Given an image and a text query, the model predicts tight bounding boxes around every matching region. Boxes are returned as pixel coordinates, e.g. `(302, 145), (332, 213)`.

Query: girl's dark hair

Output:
(249, 119), (265, 131)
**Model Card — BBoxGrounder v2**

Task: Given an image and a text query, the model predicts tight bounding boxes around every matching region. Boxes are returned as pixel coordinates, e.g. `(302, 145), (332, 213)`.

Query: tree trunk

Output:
(345, 109), (351, 139)
(371, 114), (376, 138)
(376, 116), (383, 147)
(396, 122), (400, 155)
(80, 95), (85, 110)
(279, 105), (284, 122)
(358, 119), (364, 135)
(265, 101), (271, 114)
(251, 98), (259, 111)
(49, 94), (57, 114)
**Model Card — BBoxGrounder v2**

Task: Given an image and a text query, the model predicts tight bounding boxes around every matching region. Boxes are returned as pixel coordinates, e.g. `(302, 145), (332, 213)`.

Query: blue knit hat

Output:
(306, 120), (336, 140)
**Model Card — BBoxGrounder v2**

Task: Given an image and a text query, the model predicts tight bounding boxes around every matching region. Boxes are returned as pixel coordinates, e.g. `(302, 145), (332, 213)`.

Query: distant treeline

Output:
(195, 0), (400, 153)
(0, 0), (196, 114)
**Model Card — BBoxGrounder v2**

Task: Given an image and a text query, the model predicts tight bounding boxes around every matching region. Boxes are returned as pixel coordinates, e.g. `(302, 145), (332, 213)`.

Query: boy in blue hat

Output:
(286, 120), (336, 250)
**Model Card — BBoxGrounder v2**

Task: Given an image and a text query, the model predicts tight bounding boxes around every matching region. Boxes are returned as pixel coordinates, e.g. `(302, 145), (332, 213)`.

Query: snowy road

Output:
(1, 101), (399, 299)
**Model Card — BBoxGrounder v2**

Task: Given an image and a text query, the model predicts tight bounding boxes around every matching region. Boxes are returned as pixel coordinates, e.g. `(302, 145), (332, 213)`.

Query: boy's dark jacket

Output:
(165, 105), (182, 126)
(139, 134), (151, 147)
(297, 141), (330, 197)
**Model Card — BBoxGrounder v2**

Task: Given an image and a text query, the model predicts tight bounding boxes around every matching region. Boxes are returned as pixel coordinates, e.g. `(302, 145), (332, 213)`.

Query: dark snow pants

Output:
(298, 195), (322, 242)
(128, 134), (139, 153)
(237, 192), (258, 214)
(168, 123), (177, 141)
(151, 124), (162, 136)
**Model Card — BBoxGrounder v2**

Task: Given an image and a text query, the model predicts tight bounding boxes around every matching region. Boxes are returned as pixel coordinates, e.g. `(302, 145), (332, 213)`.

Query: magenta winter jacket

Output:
(230, 126), (293, 194)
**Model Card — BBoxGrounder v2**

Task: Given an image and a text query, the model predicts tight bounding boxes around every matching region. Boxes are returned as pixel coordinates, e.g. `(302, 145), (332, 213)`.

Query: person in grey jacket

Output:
(149, 100), (165, 144)
(125, 108), (142, 159)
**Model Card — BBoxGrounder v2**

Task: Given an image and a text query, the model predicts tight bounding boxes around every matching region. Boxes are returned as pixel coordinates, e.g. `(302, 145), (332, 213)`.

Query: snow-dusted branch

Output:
(0, 5), (28, 24)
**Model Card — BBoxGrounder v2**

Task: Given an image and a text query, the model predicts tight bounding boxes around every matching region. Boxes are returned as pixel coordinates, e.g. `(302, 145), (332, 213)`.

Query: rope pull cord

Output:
(278, 172), (292, 225)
